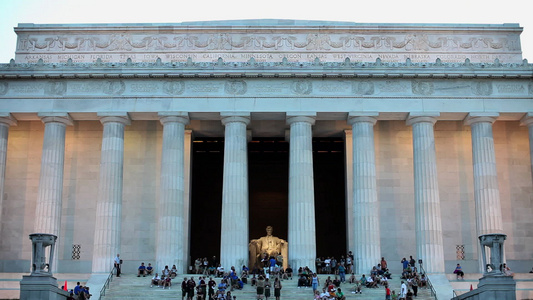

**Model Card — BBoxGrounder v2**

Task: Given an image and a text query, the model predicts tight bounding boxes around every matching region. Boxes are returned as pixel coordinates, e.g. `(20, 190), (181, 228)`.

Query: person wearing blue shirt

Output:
(269, 256), (277, 273)
(146, 263), (153, 275)
(402, 258), (409, 270)
(137, 262), (147, 277)
(73, 282), (82, 296)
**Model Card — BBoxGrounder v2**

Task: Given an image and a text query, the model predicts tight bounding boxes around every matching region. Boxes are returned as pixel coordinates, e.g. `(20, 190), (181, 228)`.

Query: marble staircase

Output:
(100, 273), (436, 300)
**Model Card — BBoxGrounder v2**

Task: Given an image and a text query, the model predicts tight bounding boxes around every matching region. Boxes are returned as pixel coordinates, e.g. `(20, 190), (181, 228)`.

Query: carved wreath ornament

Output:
(224, 80), (247, 95)
(45, 81), (67, 96)
(291, 80), (312, 95)
(0, 82), (7, 95)
(103, 80), (126, 95)
(163, 81), (185, 95)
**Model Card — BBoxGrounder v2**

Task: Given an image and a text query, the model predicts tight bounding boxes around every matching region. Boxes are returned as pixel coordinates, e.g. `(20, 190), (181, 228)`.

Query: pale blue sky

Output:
(0, 0), (531, 62)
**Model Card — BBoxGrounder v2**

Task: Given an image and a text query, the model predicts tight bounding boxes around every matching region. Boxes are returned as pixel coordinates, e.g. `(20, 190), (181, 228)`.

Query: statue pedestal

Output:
(476, 275), (516, 300)
(451, 275), (516, 300)
(20, 275), (69, 300)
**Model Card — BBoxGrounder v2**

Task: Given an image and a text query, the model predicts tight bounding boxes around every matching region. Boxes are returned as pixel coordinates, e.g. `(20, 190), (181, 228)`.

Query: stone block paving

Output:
(101, 274), (435, 300)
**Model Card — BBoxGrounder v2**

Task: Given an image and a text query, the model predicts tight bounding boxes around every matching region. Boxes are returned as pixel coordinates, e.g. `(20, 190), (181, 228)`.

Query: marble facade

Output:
(0, 21), (532, 280)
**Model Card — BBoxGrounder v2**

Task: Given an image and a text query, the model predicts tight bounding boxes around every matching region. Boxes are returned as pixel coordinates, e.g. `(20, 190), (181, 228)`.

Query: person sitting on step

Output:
(150, 273), (161, 287)
(453, 264), (465, 280)
(162, 265), (170, 278)
(146, 263), (154, 275)
(137, 262), (146, 277)
(170, 264), (178, 278)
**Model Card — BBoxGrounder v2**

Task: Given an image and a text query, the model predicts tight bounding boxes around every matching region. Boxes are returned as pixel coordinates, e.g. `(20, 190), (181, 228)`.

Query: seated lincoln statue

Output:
(249, 226), (288, 269)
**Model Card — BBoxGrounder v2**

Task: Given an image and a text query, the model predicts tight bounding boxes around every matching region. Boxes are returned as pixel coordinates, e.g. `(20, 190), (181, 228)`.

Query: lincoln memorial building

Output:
(0, 20), (532, 296)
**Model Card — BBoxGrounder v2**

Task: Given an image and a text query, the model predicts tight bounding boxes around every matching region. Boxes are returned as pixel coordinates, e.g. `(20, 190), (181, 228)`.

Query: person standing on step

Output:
(411, 275), (419, 297)
(114, 254), (121, 277)
(311, 273), (319, 292)
(256, 275), (265, 300)
(208, 277), (216, 299)
(264, 277), (271, 300)
(181, 277), (188, 300)
(385, 285), (392, 300)
(187, 277), (196, 300)
(273, 277), (282, 300)
(399, 281), (407, 300)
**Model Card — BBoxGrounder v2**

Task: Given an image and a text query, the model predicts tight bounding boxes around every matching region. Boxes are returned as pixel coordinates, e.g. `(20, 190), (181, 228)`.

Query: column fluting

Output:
(347, 113), (380, 274)
(343, 130), (354, 254)
(91, 113), (130, 273)
(464, 113), (503, 236)
(34, 113), (73, 272)
(287, 114), (316, 270)
(0, 114), (17, 235)
(520, 113), (533, 186)
(156, 112), (189, 273)
(220, 112), (250, 270)
(407, 114), (445, 274)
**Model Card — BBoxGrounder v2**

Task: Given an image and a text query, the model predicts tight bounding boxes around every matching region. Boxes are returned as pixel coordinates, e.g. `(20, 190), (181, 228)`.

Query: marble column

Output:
(347, 112), (381, 274)
(406, 113), (445, 274)
(182, 129), (193, 272)
(0, 113), (17, 235)
(464, 113), (503, 236)
(343, 130), (354, 253)
(34, 112), (73, 272)
(156, 112), (189, 273)
(91, 113), (130, 273)
(520, 112), (533, 184)
(287, 113), (316, 270)
(220, 112), (250, 270)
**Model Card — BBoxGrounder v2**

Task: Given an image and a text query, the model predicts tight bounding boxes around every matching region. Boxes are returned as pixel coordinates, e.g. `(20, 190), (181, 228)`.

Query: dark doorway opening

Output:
(248, 138), (289, 242)
(189, 138), (224, 264)
(313, 138), (347, 260)
(189, 137), (346, 266)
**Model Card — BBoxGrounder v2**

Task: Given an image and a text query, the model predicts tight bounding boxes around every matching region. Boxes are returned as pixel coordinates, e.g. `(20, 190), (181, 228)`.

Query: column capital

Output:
(220, 112), (250, 126)
(464, 112), (499, 126)
(158, 112), (190, 126)
(97, 112), (131, 126)
(0, 113), (17, 127)
(38, 112), (73, 126)
(286, 112), (316, 126)
(406, 112), (440, 126)
(520, 112), (533, 127)
(347, 112), (379, 126)
(344, 129), (352, 139)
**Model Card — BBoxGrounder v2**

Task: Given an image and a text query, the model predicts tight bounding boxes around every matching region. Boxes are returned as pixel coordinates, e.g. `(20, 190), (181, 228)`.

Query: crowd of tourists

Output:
(111, 252), (523, 300)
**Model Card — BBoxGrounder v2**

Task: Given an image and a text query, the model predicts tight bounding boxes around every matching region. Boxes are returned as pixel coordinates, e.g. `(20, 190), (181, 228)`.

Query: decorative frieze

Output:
(13, 22), (523, 63)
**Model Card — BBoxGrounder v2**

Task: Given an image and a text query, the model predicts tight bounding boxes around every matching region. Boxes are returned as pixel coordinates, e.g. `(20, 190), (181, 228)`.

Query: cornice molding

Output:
(1, 58), (532, 79)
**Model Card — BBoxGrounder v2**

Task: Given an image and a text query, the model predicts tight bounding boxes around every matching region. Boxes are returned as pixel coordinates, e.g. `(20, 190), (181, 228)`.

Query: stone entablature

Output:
(13, 21), (524, 64)
(1, 59), (532, 120)
(1, 60), (532, 98)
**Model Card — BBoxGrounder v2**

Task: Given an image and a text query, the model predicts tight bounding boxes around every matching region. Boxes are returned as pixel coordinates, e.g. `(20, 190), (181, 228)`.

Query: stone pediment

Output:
(13, 21), (524, 64)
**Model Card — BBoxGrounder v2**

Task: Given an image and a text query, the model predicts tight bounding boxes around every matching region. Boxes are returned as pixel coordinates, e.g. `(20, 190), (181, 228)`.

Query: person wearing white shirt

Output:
(400, 281), (407, 300)
(114, 254), (121, 277)
(217, 264), (225, 277)
(151, 273), (161, 287)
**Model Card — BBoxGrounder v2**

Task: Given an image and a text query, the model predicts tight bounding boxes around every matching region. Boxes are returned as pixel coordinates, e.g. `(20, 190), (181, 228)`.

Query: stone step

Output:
(101, 274), (436, 300)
